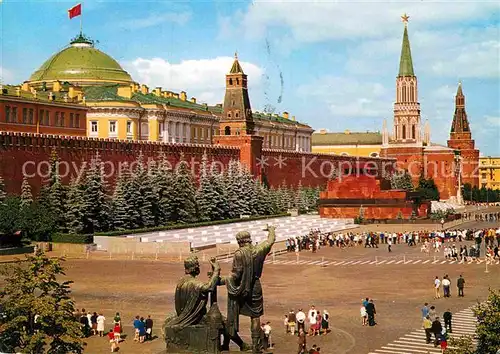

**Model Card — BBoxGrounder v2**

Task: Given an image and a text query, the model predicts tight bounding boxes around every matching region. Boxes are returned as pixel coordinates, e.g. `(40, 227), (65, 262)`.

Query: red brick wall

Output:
(261, 149), (395, 188)
(380, 145), (458, 200)
(0, 132), (240, 195)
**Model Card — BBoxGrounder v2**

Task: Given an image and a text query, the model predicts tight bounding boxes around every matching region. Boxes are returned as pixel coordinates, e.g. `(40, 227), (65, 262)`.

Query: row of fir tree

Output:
(0, 151), (321, 238)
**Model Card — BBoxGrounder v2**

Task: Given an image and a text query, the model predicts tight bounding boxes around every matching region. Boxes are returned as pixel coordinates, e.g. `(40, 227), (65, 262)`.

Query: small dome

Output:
(27, 34), (133, 87)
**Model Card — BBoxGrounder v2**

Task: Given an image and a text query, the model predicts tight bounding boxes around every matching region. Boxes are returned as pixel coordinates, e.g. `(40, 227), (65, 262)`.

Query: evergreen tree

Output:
(209, 163), (229, 220)
(132, 154), (156, 228)
(110, 168), (131, 231)
(294, 181), (309, 213)
(171, 159), (196, 223)
(239, 164), (257, 216)
(151, 155), (174, 225)
(0, 250), (83, 353)
(0, 173), (6, 204)
(390, 170), (414, 191)
(416, 176), (440, 201)
(46, 149), (67, 231)
(65, 178), (86, 234)
(254, 180), (271, 215)
(224, 160), (244, 219)
(475, 288), (500, 353)
(20, 176), (33, 209)
(196, 153), (227, 221)
(83, 152), (109, 233)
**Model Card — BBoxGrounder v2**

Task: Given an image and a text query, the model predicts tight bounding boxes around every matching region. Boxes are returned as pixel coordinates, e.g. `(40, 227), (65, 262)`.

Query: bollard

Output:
(375, 256), (378, 265)
(321, 256), (325, 267)
(403, 254), (406, 264)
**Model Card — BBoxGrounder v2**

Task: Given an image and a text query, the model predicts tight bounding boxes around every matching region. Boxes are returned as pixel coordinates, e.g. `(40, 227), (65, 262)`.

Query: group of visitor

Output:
(285, 306), (330, 353)
(73, 309), (109, 338)
(359, 298), (377, 326)
(421, 303), (454, 352)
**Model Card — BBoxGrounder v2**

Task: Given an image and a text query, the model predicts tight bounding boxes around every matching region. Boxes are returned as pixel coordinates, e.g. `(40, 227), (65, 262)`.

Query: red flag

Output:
(68, 3), (82, 19)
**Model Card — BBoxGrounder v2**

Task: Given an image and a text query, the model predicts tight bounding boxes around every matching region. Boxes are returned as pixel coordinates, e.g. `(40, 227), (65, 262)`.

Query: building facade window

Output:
(109, 121), (117, 135)
(75, 113), (80, 128)
(370, 152), (379, 158)
(22, 108), (28, 124)
(39, 109), (45, 125)
(45, 110), (50, 126)
(126, 121), (132, 134)
(5, 106), (11, 123)
(69, 113), (74, 128)
(28, 109), (34, 124)
(60, 112), (65, 127)
(55, 112), (60, 126)
(90, 121), (98, 134)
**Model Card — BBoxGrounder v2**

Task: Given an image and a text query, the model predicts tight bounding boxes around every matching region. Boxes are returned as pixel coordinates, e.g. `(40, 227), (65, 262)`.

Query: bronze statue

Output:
(164, 255), (225, 353)
(220, 225), (276, 353)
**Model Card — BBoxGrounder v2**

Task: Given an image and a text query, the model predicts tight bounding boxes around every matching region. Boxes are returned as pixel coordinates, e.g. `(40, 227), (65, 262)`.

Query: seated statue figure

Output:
(164, 255), (225, 353)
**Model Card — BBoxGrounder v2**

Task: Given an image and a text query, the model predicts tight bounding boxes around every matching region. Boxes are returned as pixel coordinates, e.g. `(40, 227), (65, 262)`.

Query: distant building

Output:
(311, 129), (382, 157)
(13, 33), (312, 149)
(0, 85), (87, 136)
(479, 157), (500, 190)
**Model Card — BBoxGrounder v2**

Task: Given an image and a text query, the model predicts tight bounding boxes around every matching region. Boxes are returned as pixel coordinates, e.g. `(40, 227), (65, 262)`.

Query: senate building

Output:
(1, 33), (313, 152)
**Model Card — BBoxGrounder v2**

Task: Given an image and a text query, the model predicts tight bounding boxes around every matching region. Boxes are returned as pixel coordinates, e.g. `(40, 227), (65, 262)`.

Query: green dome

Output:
(28, 34), (133, 86)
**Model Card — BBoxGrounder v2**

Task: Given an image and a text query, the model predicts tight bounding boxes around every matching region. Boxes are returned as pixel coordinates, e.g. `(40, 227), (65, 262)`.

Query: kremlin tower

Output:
(381, 14), (458, 201)
(447, 82), (480, 188)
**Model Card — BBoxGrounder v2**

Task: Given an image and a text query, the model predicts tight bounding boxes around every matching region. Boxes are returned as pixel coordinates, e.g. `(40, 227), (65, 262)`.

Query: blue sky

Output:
(1, 0), (499, 155)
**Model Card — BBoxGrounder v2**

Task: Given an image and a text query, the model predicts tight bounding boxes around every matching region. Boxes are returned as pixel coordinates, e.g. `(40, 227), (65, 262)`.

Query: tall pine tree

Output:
(152, 154), (174, 225)
(224, 160), (244, 219)
(83, 152), (109, 233)
(46, 149), (67, 231)
(65, 178), (86, 234)
(20, 176), (33, 209)
(110, 171), (130, 231)
(171, 158), (197, 223)
(0, 173), (6, 204)
(196, 153), (217, 222)
(132, 154), (156, 228)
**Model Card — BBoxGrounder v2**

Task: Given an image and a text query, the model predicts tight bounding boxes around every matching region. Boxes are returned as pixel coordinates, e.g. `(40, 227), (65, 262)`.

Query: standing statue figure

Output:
(220, 225), (276, 353)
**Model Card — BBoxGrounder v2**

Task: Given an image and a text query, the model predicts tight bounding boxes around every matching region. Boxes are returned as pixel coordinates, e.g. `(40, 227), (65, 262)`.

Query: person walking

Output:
(288, 310), (297, 335)
(421, 303), (430, 319)
(434, 276), (441, 299)
(443, 309), (452, 333)
(442, 275), (451, 298)
(145, 315), (153, 340)
(297, 328), (307, 354)
(296, 309), (306, 334)
(457, 275), (465, 297)
(431, 317), (443, 347)
(388, 238), (392, 252)
(422, 316), (432, 344)
(96, 313), (106, 337)
(366, 299), (376, 326)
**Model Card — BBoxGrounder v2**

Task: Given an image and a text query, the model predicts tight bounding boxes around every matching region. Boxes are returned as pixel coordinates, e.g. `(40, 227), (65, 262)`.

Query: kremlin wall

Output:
(0, 16), (483, 219)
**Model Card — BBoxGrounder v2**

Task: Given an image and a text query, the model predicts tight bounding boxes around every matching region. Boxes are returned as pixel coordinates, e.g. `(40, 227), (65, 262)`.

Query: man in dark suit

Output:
(457, 275), (465, 297)
(366, 300), (376, 326)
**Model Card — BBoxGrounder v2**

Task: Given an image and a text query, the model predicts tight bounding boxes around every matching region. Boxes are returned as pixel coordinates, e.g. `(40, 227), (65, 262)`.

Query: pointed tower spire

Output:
(423, 119), (431, 145)
(398, 13), (415, 77)
(230, 52), (244, 74)
(451, 81), (469, 133)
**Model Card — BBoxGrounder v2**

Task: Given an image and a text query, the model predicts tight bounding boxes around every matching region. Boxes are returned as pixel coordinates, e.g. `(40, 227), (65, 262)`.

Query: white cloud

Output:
(121, 12), (191, 29)
(232, 0), (499, 42)
(485, 115), (500, 128)
(0, 66), (14, 83)
(124, 57), (263, 105)
(297, 76), (391, 119)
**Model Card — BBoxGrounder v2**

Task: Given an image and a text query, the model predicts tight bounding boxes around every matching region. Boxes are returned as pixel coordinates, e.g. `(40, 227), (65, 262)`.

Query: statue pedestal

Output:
(165, 304), (225, 354)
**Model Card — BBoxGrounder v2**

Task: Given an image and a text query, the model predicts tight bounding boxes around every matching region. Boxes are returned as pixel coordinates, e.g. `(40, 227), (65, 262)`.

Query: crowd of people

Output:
(285, 226), (500, 259)
(71, 309), (154, 352)
(284, 306), (330, 353)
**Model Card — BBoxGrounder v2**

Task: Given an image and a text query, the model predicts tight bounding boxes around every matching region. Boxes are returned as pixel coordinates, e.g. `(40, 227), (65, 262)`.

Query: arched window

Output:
(235, 111), (239, 118)
(228, 78), (233, 86)
(340, 152), (349, 156)
(224, 126), (231, 135)
(227, 112), (232, 119)
(370, 152), (379, 158)
(402, 125), (406, 139)
(411, 125), (416, 139)
(236, 78), (240, 85)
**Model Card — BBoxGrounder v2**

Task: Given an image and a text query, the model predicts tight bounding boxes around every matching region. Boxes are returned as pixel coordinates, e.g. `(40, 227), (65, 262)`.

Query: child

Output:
(107, 329), (118, 352)
(439, 332), (448, 353)
(113, 322), (121, 342)
(283, 314), (289, 334)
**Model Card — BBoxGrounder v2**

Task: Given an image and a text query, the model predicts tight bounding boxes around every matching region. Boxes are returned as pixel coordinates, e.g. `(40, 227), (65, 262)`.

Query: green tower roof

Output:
(28, 34), (133, 85)
(398, 25), (415, 77)
(229, 53), (244, 74)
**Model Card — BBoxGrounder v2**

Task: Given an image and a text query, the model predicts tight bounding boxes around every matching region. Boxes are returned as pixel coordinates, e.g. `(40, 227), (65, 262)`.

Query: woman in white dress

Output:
(97, 313), (106, 337)
(360, 305), (367, 326)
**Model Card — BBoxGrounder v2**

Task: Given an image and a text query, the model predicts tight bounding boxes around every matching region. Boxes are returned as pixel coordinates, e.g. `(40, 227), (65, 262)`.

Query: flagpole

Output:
(80, 2), (83, 35)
